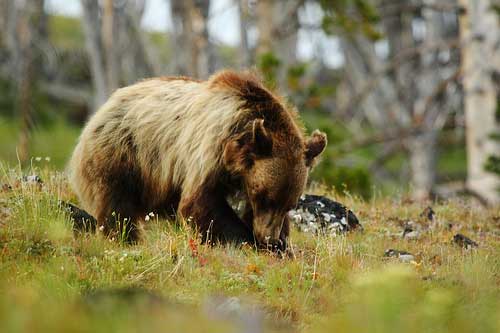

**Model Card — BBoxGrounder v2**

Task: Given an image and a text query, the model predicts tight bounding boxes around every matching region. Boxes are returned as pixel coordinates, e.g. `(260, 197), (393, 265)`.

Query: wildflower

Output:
(149, 212), (155, 217)
(45, 157), (51, 162)
(98, 225), (104, 232)
(145, 215), (150, 221)
(35, 157), (42, 162)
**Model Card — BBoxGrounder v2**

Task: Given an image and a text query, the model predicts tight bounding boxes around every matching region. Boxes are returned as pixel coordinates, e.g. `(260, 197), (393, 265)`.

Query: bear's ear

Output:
(223, 119), (272, 174)
(251, 118), (273, 156)
(305, 130), (327, 167)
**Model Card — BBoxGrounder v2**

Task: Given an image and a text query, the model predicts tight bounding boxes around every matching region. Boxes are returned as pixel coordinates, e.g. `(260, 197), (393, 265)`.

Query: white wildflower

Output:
(45, 157), (51, 162)
(145, 215), (150, 221)
(35, 157), (42, 162)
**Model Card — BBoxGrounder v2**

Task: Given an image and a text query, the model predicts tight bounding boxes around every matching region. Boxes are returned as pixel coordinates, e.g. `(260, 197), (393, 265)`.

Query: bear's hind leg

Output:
(93, 189), (143, 243)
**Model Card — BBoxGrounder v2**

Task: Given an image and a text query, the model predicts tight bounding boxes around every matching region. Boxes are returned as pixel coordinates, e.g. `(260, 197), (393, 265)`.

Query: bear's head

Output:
(223, 118), (327, 249)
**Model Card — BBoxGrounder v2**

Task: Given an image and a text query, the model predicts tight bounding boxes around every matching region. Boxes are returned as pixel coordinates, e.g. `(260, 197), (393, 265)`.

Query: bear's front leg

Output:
(179, 187), (254, 245)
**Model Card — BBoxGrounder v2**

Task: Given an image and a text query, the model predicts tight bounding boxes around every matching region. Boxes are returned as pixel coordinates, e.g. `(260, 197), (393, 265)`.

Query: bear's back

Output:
(70, 76), (247, 212)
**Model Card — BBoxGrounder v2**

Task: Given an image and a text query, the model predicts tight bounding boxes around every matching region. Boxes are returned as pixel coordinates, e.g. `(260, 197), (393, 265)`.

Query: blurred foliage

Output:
(302, 111), (372, 198)
(49, 15), (86, 49)
(319, 0), (382, 40)
(257, 52), (282, 88)
(257, 53), (373, 198)
(485, 98), (500, 188)
(484, 155), (500, 176)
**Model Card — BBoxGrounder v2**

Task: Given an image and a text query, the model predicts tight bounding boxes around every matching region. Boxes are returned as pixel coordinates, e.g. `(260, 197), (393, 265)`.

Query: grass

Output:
(0, 163), (498, 332)
(0, 117), (80, 170)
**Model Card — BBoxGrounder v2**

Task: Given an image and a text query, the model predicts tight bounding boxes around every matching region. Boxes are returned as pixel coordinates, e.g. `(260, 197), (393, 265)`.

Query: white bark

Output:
(459, 0), (500, 204)
(256, 0), (273, 56)
(169, 0), (213, 78)
(409, 130), (438, 200)
(120, 0), (161, 83)
(237, 0), (250, 68)
(102, 0), (119, 93)
(81, 0), (107, 110)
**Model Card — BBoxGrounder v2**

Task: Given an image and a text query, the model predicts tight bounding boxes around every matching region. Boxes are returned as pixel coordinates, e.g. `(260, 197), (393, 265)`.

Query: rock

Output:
(288, 194), (361, 234)
(401, 221), (422, 240)
(59, 201), (97, 232)
(453, 233), (478, 249)
(402, 229), (421, 240)
(21, 175), (43, 184)
(1, 183), (12, 192)
(384, 249), (415, 262)
(420, 206), (435, 221)
(204, 296), (263, 333)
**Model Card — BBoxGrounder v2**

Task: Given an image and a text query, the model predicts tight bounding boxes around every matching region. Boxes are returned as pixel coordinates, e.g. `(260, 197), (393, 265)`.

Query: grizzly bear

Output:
(68, 70), (326, 250)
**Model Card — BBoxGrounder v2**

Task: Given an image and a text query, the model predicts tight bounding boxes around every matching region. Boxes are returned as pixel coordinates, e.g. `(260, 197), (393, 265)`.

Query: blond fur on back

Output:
(69, 70), (303, 218)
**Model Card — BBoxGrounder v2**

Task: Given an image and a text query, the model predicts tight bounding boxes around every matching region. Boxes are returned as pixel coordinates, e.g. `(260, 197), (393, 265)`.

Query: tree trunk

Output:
(170, 0), (190, 75)
(120, 0), (160, 84)
(191, 0), (213, 78)
(81, 0), (108, 110)
(409, 1), (448, 200)
(255, 0), (273, 56)
(102, 0), (119, 94)
(169, 0), (212, 78)
(409, 130), (438, 201)
(237, 0), (250, 68)
(459, 0), (500, 204)
(3, 0), (45, 164)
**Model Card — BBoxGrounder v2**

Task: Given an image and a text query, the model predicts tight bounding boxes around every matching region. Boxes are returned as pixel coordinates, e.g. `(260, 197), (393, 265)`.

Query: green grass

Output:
(0, 118), (80, 170)
(0, 164), (498, 332)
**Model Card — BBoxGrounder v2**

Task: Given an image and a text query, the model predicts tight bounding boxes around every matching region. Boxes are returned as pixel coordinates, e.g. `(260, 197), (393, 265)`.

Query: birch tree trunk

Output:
(409, 130), (438, 200)
(102, 0), (119, 93)
(255, 0), (273, 56)
(459, 0), (500, 204)
(409, 2), (447, 200)
(237, 0), (251, 68)
(170, 0), (212, 78)
(81, 0), (108, 110)
(120, 0), (160, 84)
(191, 0), (213, 78)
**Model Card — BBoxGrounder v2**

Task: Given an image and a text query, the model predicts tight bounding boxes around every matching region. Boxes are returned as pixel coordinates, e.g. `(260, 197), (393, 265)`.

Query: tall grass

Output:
(0, 164), (498, 332)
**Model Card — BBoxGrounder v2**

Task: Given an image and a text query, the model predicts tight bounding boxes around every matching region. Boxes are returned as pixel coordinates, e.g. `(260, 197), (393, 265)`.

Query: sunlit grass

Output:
(0, 164), (498, 332)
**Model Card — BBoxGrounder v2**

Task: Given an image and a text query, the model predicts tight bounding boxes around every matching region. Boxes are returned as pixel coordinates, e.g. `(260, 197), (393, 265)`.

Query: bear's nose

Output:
(253, 213), (283, 247)
(262, 238), (286, 252)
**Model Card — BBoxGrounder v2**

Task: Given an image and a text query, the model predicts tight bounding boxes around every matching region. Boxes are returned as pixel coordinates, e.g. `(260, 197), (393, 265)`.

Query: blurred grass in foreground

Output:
(0, 165), (498, 332)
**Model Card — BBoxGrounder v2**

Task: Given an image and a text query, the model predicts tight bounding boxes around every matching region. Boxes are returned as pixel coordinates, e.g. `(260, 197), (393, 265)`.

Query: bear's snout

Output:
(252, 212), (285, 249)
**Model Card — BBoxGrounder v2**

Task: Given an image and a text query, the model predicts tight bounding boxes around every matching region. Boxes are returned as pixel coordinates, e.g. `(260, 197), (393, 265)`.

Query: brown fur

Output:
(68, 70), (326, 249)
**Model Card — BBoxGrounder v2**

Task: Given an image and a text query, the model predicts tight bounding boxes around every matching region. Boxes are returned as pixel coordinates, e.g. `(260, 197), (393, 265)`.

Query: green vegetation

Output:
(0, 165), (498, 332)
(0, 118), (80, 169)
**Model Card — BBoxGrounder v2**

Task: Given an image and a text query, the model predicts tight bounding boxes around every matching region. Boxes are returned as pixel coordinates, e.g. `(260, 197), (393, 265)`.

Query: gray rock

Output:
(384, 249), (415, 262)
